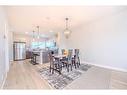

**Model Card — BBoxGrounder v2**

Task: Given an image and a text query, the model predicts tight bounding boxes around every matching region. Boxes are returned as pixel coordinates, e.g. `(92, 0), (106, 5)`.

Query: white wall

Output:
(8, 31), (13, 61)
(0, 6), (9, 88)
(67, 10), (127, 71)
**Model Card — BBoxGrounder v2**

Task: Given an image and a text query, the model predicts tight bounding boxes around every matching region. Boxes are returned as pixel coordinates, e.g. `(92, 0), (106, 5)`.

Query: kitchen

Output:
(13, 27), (60, 65)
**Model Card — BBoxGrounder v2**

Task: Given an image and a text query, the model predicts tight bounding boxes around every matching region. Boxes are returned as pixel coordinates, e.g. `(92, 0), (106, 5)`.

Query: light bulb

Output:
(64, 29), (71, 34)
(37, 36), (40, 39)
(32, 38), (35, 42)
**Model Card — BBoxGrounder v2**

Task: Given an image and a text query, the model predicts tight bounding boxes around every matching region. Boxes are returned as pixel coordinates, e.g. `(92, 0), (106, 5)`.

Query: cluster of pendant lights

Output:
(32, 17), (71, 41)
(32, 26), (40, 42)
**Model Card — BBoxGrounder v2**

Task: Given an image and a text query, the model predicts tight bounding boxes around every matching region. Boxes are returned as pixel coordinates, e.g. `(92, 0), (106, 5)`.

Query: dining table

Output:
(53, 54), (67, 59)
(49, 54), (67, 74)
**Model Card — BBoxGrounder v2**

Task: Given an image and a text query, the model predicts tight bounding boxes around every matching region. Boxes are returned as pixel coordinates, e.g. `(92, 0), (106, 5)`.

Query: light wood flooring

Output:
(4, 60), (51, 89)
(3, 60), (127, 89)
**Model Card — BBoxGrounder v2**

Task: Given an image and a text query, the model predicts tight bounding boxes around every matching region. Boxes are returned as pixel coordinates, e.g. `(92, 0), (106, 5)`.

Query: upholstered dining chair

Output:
(73, 49), (80, 68)
(48, 52), (62, 74)
(62, 49), (73, 72)
(61, 49), (65, 55)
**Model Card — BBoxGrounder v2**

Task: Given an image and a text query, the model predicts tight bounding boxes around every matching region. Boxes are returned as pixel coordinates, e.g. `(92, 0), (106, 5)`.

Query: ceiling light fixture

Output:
(37, 26), (40, 39)
(32, 30), (35, 42)
(64, 18), (71, 39)
(25, 32), (28, 34)
(49, 30), (53, 33)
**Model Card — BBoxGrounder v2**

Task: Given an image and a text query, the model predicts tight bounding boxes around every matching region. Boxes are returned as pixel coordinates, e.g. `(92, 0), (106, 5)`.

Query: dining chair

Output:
(61, 49), (65, 55)
(62, 49), (73, 72)
(73, 49), (80, 68)
(48, 52), (62, 74)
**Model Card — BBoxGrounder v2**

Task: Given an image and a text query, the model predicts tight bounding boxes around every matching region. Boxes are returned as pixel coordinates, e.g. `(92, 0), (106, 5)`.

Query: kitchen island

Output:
(31, 48), (58, 64)
(32, 50), (49, 64)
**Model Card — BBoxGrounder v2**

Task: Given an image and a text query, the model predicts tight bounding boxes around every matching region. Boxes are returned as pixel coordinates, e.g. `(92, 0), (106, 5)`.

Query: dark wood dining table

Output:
(53, 54), (67, 59)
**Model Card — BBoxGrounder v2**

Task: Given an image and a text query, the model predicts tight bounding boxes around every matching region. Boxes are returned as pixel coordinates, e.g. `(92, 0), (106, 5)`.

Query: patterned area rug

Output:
(39, 64), (91, 89)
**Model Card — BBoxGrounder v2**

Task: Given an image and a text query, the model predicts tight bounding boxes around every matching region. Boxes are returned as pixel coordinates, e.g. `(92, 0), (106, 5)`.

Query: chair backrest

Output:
(68, 49), (73, 60)
(48, 52), (54, 64)
(74, 49), (80, 63)
(75, 49), (79, 57)
(61, 49), (65, 55)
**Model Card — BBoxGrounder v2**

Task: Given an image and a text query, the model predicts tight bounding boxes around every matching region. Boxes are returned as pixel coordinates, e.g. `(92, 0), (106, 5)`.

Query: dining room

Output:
(1, 5), (127, 90)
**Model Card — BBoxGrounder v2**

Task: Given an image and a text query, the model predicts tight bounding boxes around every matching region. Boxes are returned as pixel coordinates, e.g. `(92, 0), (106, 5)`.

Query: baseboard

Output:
(81, 61), (127, 73)
(0, 72), (7, 89)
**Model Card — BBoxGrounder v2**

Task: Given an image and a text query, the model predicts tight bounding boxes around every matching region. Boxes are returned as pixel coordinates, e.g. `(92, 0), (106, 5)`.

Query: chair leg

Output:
(51, 67), (55, 74)
(78, 57), (80, 65)
(58, 64), (62, 74)
(52, 64), (54, 74)
(71, 64), (72, 71)
(67, 65), (69, 72)
(60, 65), (62, 72)
(77, 62), (79, 68)
(74, 62), (77, 69)
(49, 66), (51, 72)
(59, 67), (62, 74)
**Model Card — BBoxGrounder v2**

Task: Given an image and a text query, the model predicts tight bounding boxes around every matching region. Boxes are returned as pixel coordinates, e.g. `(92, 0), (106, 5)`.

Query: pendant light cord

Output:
(66, 18), (68, 29)
(37, 26), (39, 38)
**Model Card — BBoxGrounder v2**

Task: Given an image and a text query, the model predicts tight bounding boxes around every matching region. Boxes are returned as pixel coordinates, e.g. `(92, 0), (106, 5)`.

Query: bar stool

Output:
(30, 52), (39, 65)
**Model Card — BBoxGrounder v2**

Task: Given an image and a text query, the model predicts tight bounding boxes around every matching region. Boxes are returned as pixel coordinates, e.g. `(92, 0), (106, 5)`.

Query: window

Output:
(46, 41), (55, 47)
(31, 40), (55, 49)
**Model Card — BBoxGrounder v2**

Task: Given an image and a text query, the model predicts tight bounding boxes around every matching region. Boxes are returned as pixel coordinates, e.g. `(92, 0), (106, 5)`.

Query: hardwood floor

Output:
(4, 60), (51, 89)
(65, 66), (127, 89)
(3, 60), (127, 89)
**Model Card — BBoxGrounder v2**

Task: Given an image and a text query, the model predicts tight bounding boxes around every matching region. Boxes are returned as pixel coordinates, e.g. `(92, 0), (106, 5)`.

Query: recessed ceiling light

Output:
(25, 32), (28, 34)
(49, 30), (53, 33)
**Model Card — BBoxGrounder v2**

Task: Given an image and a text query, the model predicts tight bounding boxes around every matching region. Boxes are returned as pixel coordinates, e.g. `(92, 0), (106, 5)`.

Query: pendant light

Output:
(32, 30), (35, 42)
(37, 26), (40, 39)
(64, 18), (71, 39)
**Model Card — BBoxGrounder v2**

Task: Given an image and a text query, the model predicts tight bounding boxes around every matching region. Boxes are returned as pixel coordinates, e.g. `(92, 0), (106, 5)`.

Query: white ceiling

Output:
(6, 6), (127, 38)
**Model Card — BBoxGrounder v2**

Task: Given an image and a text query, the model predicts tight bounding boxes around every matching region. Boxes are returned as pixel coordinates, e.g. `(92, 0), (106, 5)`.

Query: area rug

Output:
(39, 64), (92, 89)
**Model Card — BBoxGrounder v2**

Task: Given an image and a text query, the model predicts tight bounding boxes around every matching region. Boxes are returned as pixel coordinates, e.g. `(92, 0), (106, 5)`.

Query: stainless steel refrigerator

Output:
(13, 42), (26, 61)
